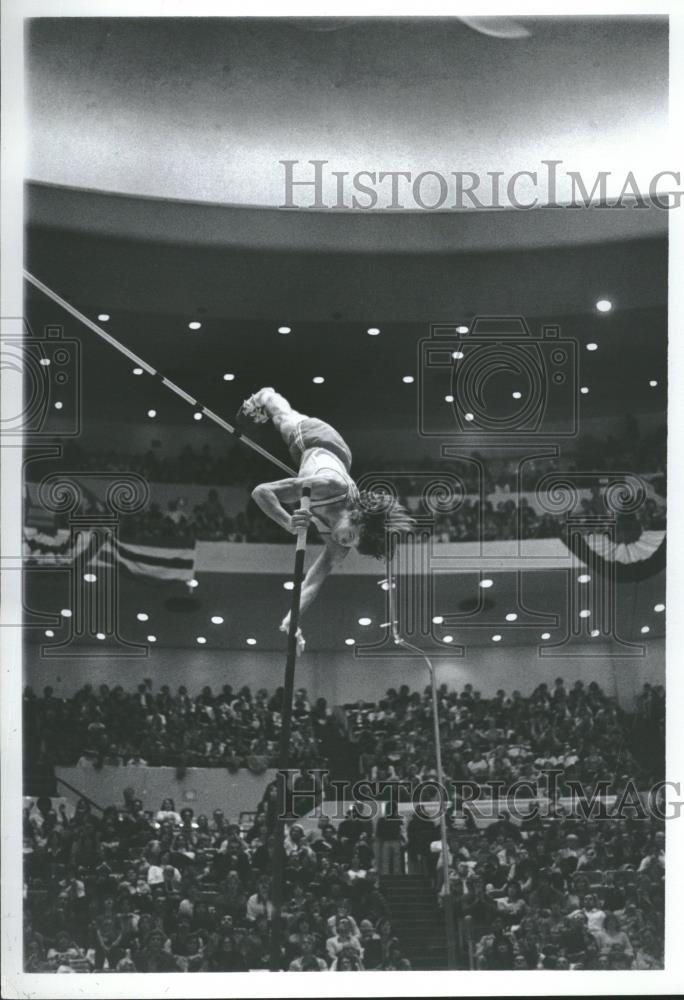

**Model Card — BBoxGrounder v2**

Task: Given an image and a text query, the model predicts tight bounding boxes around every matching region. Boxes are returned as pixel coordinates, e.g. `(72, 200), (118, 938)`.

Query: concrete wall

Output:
(25, 638), (664, 709)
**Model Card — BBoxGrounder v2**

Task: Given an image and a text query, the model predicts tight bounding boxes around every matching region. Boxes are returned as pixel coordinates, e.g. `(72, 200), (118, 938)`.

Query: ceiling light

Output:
(312, 376), (325, 384)
(579, 609), (591, 618)
(83, 573), (96, 583)
(443, 635), (454, 643)
(345, 638), (356, 646)
(505, 613), (518, 621)
(196, 636), (207, 644)
(479, 579), (493, 589)
(133, 367), (143, 375)
(210, 616), (224, 625)
(464, 412), (474, 422)
(402, 376), (414, 384)
(60, 609), (72, 618)
(595, 299), (612, 312)
(278, 326), (291, 335)
(39, 358), (51, 366)
(580, 386), (589, 394)
(452, 351), (464, 360)
(44, 630), (54, 638)
(96, 632), (106, 640)
(492, 634), (502, 642)
(188, 321), (202, 330)
(54, 401), (63, 410)
(654, 603), (665, 613)
(283, 581), (295, 591)
(223, 373), (235, 381)
(512, 391), (522, 400)
(445, 394), (454, 403)
(367, 327), (380, 336)
(98, 313), (110, 322)
(586, 343), (598, 352)
(640, 625), (650, 634)
(358, 617), (372, 626)
(590, 629), (600, 637)
(147, 635), (157, 643)
(649, 380), (658, 387)
(578, 574), (591, 584)
(540, 633), (551, 640)
(136, 612), (149, 622)
(432, 616), (444, 625)
(193, 412), (203, 421)
(456, 326), (469, 334)
(187, 579), (199, 589)
(147, 409), (157, 418)
(246, 637), (257, 646)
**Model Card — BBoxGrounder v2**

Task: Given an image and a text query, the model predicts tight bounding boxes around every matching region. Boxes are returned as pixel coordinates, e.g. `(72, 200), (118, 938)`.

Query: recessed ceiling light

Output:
(54, 402), (63, 410)
(649, 380), (658, 387)
(443, 635), (454, 643)
(210, 616), (224, 625)
(596, 299), (612, 312)
(432, 615), (444, 625)
(358, 617), (372, 626)
(98, 313), (110, 322)
(187, 579), (199, 589)
(579, 609), (591, 618)
(654, 603), (665, 613)
(479, 579), (493, 589)
(133, 367), (143, 375)
(580, 386), (589, 394)
(586, 343), (598, 352)
(147, 635), (157, 642)
(464, 412), (474, 422)
(590, 629), (600, 637)
(193, 412), (203, 421)
(492, 634), (502, 642)
(147, 409), (157, 418)
(578, 574), (591, 584)
(367, 327), (380, 336)
(96, 632), (106, 640)
(246, 637), (257, 646)
(44, 630), (54, 638)
(505, 613), (518, 621)
(402, 376), (414, 384)
(283, 581), (295, 591)
(137, 612), (149, 622)
(83, 573), (96, 583)
(39, 358), (51, 366)
(445, 394), (454, 403)
(188, 321), (202, 330)
(512, 391), (522, 400)
(223, 373), (235, 381)
(452, 351), (464, 360)
(196, 636), (207, 644)
(640, 625), (650, 634)
(60, 609), (72, 618)
(540, 633), (551, 640)
(456, 325), (469, 334)
(312, 376), (325, 384)
(278, 326), (292, 335)
(345, 638), (356, 646)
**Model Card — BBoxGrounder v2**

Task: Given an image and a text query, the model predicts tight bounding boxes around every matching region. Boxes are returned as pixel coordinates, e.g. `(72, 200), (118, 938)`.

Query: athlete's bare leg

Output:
(239, 387), (307, 442)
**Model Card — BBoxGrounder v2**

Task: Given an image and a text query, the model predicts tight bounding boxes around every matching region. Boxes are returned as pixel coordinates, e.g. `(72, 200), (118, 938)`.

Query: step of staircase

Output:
(380, 874), (449, 971)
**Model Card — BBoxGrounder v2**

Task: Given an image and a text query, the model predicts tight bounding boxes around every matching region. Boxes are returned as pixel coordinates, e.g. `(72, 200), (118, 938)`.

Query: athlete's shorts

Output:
(288, 417), (352, 472)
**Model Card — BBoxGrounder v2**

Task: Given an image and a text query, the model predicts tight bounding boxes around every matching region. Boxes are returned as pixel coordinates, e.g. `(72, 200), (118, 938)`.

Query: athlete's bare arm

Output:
(251, 474), (344, 534)
(281, 539), (350, 630)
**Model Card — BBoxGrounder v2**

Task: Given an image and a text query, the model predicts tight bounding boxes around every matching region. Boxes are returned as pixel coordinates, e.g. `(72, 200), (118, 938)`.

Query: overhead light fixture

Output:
(367, 327), (380, 336)
(505, 613), (518, 621)
(54, 401), (63, 410)
(445, 394), (454, 403)
(96, 632), (106, 640)
(223, 373), (236, 381)
(278, 326), (292, 335)
(136, 613), (149, 622)
(464, 412), (474, 422)
(579, 609), (591, 618)
(640, 625), (650, 634)
(595, 299), (612, 312)
(83, 573), (97, 583)
(98, 313), (110, 322)
(455, 325), (469, 334)
(283, 581), (295, 591)
(491, 634), (502, 642)
(60, 609), (72, 618)
(39, 358), (51, 367)
(147, 635), (157, 643)
(193, 412), (203, 421)
(187, 579), (199, 589)
(649, 380), (658, 387)
(188, 321), (202, 330)
(358, 617), (372, 626)
(246, 637), (257, 645)
(44, 630), (54, 638)
(586, 343), (598, 352)
(210, 616), (224, 625)
(147, 409), (157, 418)
(443, 635), (454, 644)
(578, 574), (591, 584)
(654, 603), (665, 613)
(402, 376), (414, 384)
(196, 636), (207, 644)
(479, 579), (493, 589)
(133, 367), (143, 375)
(452, 351), (464, 360)
(345, 638), (356, 646)
(540, 633), (551, 640)
(580, 386), (589, 394)
(432, 615), (444, 625)
(312, 376), (325, 384)
(512, 391), (522, 400)
(590, 629), (600, 637)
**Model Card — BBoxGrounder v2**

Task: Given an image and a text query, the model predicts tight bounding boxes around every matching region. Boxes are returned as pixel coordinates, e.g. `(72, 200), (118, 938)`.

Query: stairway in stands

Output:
(380, 873), (449, 971)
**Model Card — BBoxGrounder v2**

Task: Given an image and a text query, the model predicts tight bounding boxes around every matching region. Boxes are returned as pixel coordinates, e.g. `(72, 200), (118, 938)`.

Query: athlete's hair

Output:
(355, 491), (415, 560)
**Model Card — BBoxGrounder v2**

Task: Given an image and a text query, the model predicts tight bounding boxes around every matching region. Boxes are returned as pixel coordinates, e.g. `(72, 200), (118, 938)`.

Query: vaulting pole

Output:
(269, 485), (311, 971)
(23, 270), (297, 476)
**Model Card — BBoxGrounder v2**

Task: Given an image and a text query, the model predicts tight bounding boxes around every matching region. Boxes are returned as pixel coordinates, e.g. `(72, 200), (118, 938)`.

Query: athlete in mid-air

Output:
(238, 387), (413, 652)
